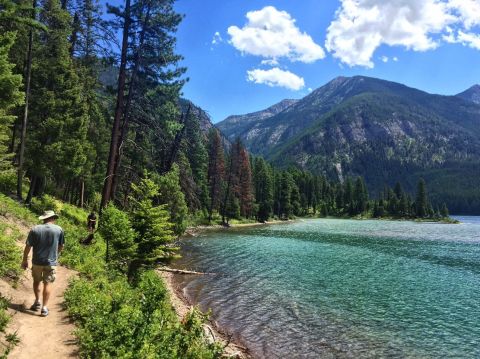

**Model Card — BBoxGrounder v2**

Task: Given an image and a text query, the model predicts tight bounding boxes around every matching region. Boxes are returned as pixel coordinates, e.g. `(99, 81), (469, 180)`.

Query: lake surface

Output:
(173, 217), (480, 358)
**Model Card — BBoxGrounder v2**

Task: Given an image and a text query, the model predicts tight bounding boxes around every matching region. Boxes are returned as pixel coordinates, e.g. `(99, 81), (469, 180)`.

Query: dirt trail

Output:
(0, 216), (78, 359)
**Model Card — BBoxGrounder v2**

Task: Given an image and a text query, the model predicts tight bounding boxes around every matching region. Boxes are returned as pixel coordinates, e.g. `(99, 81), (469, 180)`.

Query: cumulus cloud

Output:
(381, 56), (389, 63)
(247, 67), (305, 90)
(456, 30), (480, 49)
(393, 56), (399, 62)
(326, 0), (480, 68)
(448, 0), (480, 29)
(228, 6), (325, 63)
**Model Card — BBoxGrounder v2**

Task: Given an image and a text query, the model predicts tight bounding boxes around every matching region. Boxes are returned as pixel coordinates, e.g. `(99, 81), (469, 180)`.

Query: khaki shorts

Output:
(32, 264), (57, 283)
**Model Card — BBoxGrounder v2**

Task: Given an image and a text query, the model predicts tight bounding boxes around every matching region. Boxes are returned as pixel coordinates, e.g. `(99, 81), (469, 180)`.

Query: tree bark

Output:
(17, 0), (36, 200)
(80, 179), (84, 208)
(100, 0), (131, 210)
(110, 6), (151, 198)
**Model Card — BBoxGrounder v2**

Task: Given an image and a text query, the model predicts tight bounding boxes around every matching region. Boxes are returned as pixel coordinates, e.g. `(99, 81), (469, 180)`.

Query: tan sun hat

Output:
(38, 210), (59, 221)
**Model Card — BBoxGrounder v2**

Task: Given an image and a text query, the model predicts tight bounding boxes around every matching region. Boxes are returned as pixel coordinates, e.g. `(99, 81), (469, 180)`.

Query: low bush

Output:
(0, 223), (21, 283)
(65, 271), (222, 358)
(0, 172), (16, 195)
(30, 194), (62, 215)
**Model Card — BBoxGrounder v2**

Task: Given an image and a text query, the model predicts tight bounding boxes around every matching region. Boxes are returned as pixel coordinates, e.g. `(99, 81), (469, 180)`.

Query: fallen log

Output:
(156, 267), (214, 275)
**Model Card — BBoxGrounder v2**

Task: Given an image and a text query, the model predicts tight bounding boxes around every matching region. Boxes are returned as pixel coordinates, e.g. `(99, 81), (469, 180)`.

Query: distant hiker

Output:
(21, 210), (64, 317)
(87, 211), (97, 233)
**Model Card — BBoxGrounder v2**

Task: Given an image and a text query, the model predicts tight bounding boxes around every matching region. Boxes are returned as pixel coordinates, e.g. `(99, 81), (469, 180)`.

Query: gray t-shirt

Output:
(26, 224), (65, 266)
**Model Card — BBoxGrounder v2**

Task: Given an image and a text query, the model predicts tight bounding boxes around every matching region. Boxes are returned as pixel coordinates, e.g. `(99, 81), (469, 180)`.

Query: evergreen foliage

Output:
(0, 31), (23, 171)
(128, 174), (177, 281)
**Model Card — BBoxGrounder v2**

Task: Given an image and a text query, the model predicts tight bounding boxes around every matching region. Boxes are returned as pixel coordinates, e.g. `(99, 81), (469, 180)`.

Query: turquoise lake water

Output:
(173, 217), (480, 358)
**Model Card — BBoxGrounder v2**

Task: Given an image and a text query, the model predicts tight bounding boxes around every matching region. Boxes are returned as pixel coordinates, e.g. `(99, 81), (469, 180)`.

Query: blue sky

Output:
(173, 0), (480, 123)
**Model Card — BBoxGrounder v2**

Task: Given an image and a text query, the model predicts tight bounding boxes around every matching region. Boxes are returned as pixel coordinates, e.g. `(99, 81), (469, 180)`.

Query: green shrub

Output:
(0, 172), (16, 195)
(30, 194), (61, 215)
(65, 271), (222, 358)
(0, 223), (21, 283)
(98, 204), (136, 273)
(0, 296), (10, 332)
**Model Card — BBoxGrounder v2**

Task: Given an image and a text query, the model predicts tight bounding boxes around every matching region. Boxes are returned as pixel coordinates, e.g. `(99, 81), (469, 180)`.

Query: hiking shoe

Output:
(30, 302), (41, 311)
(40, 307), (49, 317)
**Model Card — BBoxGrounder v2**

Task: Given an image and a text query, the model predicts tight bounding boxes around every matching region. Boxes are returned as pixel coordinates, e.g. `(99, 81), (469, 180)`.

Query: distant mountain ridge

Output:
(217, 76), (480, 214)
(217, 99), (298, 142)
(456, 84), (480, 105)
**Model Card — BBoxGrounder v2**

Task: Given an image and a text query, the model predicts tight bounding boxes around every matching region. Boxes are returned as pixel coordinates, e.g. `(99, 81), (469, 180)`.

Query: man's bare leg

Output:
(42, 281), (52, 308)
(33, 280), (41, 303)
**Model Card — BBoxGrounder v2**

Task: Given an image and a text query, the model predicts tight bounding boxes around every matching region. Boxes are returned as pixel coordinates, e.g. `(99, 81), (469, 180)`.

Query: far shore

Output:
(183, 218), (296, 237)
(184, 216), (459, 238)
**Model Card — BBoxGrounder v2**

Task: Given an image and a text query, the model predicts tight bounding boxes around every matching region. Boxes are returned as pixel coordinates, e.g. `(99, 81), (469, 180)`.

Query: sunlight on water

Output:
(173, 217), (480, 358)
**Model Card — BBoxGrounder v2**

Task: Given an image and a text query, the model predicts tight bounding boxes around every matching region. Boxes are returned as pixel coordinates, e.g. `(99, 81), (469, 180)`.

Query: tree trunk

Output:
(9, 120), (17, 155)
(17, 0), (36, 201)
(25, 175), (36, 205)
(100, 0), (131, 210)
(110, 7), (151, 198)
(164, 107), (189, 174)
(70, 12), (80, 57)
(80, 179), (84, 208)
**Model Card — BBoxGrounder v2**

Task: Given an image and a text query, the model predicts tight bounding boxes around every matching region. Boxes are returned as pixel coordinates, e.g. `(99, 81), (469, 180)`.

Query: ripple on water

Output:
(174, 218), (480, 358)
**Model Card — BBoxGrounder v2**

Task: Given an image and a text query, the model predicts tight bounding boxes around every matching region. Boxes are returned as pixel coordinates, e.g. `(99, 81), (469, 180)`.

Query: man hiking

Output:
(21, 210), (65, 317)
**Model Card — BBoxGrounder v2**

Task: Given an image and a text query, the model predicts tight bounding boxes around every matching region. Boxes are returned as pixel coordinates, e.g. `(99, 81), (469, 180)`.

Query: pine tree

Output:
(253, 157), (273, 222)
(206, 129), (224, 222)
(354, 177), (368, 215)
(415, 178), (428, 218)
(128, 174), (176, 282)
(221, 138), (241, 224)
(279, 172), (292, 219)
(238, 147), (254, 218)
(0, 32), (23, 171)
(101, 0), (186, 208)
(99, 203), (136, 268)
(440, 203), (449, 218)
(25, 0), (90, 202)
(183, 110), (209, 212)
(343, 177), (354, 215)
(154, 164), (188, 235)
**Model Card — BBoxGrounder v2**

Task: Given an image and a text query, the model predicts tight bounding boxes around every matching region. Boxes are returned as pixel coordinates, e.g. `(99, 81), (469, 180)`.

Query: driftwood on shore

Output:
(156, 267), (214, 275)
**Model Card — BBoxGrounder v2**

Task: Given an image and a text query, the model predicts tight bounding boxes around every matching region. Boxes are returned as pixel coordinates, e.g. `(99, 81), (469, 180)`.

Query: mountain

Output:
(217, 99), (298, 142)
(217, 76), (480, 214)
(179, 98), (215, 133)
(456, 84), (480, 105)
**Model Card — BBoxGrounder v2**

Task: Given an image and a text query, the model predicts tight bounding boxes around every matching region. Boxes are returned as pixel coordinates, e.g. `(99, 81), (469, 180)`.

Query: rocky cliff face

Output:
(217, 99), (298, 142)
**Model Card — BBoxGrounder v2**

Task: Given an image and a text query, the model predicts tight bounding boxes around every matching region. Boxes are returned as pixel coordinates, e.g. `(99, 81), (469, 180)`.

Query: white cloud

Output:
(247, 67), (305, 90)
(393, 56), (399, 62)
(381, 56), (389, 63)
(448, 0), (480, 29)
(325, 0), (480, 68)
(261, 58), (279, 66)
(212, 31), (223, 45)
(456, 30), (480, 49)
(228, 6), (325, 63)
(308, 87), (313, 92)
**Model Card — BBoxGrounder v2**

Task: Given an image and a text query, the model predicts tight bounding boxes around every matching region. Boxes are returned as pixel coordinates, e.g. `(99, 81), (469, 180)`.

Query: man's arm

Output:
(22, 245), (31, 269)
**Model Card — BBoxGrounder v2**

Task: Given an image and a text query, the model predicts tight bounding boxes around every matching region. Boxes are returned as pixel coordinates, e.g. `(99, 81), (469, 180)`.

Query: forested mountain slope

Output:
(218, 76), (480, 214)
